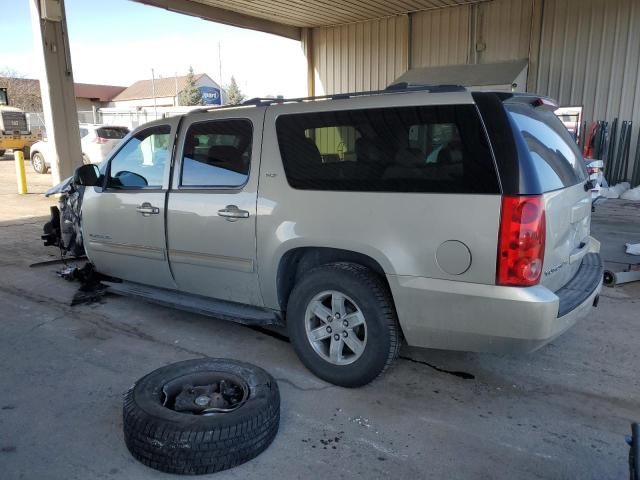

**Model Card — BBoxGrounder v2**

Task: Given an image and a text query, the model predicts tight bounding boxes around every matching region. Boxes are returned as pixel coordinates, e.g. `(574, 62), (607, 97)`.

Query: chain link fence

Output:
(26, 106), (203, 135)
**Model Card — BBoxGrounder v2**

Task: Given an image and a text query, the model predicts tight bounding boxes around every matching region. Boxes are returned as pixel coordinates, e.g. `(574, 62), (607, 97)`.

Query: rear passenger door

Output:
(167, 110), (264, 306)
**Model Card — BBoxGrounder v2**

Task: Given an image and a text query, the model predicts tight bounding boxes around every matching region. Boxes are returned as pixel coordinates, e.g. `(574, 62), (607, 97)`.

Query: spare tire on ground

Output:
(123, 358), (280, 475)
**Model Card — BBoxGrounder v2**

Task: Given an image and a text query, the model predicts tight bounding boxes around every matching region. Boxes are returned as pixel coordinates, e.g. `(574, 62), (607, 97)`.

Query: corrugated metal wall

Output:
(411, 6), (471, 67)
(308, 0), (640, 178)
(410, 0), (534, 68)
(409, 0), (534, 68)
(535, 0), (640, 174)
(311, 15), (408, 95)
(476, 0), (533, 64)
(311, 0), (533, 91)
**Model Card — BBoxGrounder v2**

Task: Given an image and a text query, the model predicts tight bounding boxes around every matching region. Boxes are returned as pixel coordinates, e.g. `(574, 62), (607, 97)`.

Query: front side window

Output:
(180, 119), (252, 187)
(276, 105), (499, 194)
(108, 125), (171, 188)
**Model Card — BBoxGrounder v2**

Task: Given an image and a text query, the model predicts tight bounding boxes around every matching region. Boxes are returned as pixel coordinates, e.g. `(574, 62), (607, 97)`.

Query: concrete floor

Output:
(1, 157), (639, 480)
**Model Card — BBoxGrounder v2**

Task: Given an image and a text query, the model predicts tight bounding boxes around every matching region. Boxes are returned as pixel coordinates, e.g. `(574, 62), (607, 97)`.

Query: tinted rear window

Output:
(97, 127), (129, 139)
(276, 105), (499, 194)
(506, 103), (586, 191)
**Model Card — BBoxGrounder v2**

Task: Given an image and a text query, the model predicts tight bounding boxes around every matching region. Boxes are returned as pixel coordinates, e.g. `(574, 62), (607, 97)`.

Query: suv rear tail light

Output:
(587, 166), (600, 175)
(93, 136), (108, 144)
(497, 195), (546, 287)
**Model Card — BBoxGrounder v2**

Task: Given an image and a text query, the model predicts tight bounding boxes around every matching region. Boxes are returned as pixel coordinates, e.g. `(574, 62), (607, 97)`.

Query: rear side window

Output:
(180, 119), (252, 187)
(276, 105), (499, 194)
(506, 103), (586, 191)
(97, 127), (129, 139)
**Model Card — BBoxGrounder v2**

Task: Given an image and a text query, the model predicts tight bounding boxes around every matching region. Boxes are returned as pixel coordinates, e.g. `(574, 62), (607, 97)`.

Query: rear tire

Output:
(0, 150), (5, 157)
(31, 152), (47, 174)
(287, 262), (401, 387)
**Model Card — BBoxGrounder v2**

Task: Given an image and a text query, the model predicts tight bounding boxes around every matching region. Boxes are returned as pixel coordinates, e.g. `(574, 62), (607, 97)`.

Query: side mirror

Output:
(74, 164), (100, 186)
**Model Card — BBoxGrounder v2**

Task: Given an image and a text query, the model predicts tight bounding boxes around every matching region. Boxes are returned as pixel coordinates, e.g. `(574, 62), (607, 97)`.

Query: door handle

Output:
(218, 205), (250, 221)
(136, 202), (160, 216)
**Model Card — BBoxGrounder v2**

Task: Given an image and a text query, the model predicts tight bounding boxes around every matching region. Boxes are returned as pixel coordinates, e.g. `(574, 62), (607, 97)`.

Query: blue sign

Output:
(199, 86), (222, 105)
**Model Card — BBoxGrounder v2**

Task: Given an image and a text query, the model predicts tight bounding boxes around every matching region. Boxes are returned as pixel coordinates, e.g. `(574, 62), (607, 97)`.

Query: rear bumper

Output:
(388, 252), (603, 354)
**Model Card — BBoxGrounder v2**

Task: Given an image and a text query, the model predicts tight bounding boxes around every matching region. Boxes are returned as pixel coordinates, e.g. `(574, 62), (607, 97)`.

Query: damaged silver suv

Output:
(44, 86), (603, 387)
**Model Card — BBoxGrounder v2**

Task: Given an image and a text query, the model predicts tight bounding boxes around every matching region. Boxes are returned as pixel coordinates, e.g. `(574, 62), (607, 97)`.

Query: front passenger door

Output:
(82, 121), (177, 289)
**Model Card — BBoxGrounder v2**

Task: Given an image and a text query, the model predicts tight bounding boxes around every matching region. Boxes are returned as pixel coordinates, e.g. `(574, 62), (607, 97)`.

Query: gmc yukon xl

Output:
(45, 86), (603, 387)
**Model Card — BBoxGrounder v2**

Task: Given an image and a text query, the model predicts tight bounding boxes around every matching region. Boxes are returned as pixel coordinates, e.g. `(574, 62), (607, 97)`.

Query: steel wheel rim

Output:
(304, 290), (367, 366)
(33, 154), (43, 171)
(160, 372), (249, 415)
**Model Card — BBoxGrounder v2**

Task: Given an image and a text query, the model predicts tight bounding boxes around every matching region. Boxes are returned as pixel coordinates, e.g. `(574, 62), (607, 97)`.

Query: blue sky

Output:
(0, 0), (307, 97)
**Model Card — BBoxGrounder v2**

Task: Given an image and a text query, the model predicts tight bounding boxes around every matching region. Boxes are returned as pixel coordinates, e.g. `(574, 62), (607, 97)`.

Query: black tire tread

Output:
(122, 361), (280, 475)
(326, 262), (402, 376)
(288, 262), (401, 386)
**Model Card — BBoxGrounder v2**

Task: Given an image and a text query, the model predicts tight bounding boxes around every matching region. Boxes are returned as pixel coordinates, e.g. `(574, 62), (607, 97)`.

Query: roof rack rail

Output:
(385, 82), (466, 93)
(188, 83), (467, 114)
(241, 97), (286, 106)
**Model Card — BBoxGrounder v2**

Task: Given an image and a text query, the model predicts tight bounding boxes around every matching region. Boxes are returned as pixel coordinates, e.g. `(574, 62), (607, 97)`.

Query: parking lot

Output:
(0, 156), (638, 479)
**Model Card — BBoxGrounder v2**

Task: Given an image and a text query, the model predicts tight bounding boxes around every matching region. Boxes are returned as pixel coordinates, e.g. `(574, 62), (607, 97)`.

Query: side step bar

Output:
(103, 281), (283, 327)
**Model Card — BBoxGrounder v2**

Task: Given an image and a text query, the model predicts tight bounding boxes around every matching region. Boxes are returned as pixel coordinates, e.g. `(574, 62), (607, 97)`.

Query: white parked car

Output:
(30, 124), (129, 174)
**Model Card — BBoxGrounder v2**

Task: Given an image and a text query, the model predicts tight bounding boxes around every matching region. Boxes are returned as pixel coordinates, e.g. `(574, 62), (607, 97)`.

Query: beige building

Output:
(111, 73), (225, 108)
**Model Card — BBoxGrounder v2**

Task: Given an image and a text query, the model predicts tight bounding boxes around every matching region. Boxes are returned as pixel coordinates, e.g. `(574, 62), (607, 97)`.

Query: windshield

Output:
(506, 103), (586, 191)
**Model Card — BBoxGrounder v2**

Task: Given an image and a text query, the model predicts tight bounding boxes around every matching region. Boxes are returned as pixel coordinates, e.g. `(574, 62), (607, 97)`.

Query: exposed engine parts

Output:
(42, 177), (85, 258)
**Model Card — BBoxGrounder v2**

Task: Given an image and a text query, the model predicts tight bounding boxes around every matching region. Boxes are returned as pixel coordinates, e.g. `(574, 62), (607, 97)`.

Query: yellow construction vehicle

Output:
(0, 87), (42, 157)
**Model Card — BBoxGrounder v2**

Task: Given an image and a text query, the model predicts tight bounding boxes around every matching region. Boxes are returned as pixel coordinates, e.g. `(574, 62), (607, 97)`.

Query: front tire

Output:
(287, 263), (401, 387)
(31, 152), (47, 174)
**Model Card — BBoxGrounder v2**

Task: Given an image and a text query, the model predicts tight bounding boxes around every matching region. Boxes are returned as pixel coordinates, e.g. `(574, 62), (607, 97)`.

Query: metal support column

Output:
(301, 28), (315, 97)
(29, 0), (83, 185)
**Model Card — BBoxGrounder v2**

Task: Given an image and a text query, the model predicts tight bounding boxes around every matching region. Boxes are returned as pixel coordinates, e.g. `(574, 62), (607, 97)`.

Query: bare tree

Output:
(0, 68), (42, 111)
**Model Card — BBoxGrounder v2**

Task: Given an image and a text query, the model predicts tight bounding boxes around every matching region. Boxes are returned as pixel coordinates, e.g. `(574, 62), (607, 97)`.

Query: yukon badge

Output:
(544, 261), (567, 277)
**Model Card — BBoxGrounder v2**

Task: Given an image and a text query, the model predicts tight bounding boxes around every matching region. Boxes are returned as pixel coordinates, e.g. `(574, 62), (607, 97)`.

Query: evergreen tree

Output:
(178, 66), (203, 106)
(225, 76), (245, 105)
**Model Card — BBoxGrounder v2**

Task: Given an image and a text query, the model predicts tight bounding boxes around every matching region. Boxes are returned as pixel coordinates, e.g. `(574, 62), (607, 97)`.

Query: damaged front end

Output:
(42, 177), (85, 258)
